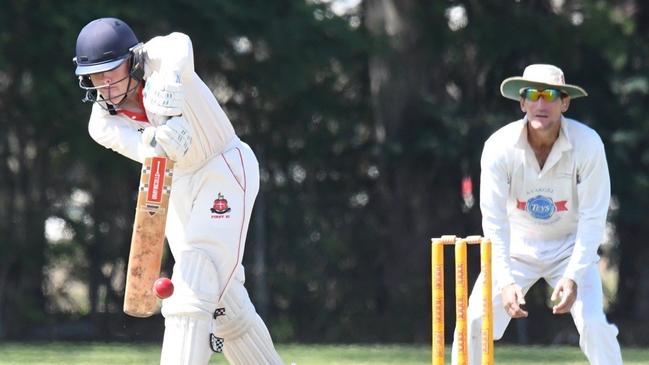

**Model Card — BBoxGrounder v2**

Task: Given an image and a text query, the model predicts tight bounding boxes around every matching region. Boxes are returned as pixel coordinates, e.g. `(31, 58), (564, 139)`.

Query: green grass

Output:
(0, 342), (646, 364)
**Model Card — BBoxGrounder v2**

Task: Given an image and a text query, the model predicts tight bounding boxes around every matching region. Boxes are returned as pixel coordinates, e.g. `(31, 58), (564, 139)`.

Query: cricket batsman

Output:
(73, 17), (284, 365)
(452, 64), (623, 364)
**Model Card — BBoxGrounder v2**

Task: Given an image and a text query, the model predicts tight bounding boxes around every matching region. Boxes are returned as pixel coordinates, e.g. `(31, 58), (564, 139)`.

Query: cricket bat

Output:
(123, 156), (174, 317)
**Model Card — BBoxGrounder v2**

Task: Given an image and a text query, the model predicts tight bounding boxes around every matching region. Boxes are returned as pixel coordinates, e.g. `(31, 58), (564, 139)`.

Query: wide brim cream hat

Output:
(500, 64), (588, 101)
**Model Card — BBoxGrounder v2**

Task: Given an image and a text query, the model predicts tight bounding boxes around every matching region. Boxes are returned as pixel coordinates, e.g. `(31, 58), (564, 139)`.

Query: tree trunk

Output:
(365, 0), (468, 341)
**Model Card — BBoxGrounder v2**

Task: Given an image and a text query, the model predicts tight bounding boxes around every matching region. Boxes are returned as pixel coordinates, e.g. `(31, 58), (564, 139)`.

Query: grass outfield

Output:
(0, 342), (647, 364)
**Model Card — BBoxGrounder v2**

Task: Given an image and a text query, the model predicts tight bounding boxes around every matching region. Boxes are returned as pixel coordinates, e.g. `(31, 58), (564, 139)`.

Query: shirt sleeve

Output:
(87, 106), (152, 163)
(563, 135), (610, 284)
(143, 32), (195, 81)
(480, 138), (516, 291)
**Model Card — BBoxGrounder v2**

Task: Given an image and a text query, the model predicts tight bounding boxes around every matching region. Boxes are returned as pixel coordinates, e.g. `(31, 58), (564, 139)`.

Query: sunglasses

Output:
(520, 88), (566, 102)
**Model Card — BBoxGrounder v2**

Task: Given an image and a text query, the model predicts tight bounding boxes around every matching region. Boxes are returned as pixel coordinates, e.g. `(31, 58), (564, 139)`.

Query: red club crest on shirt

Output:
(211, 193), (231, 214)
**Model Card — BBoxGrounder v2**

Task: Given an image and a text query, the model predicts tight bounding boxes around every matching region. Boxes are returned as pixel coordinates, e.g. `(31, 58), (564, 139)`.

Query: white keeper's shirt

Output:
(480, 116), (610, 289)
(87, 32), (236, 171)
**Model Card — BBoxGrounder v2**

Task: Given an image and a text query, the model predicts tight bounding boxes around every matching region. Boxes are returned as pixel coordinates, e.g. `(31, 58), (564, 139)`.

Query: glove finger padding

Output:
(143, 71), (184, 116)
(156, 117), (193, 161)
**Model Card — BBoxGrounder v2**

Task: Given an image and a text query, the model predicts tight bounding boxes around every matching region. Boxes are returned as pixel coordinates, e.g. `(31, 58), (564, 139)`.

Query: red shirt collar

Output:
(117, 84), (148, 122)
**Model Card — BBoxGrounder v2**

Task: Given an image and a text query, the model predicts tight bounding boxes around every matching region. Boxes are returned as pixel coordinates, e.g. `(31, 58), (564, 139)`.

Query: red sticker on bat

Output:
(147, 157), (167, 204)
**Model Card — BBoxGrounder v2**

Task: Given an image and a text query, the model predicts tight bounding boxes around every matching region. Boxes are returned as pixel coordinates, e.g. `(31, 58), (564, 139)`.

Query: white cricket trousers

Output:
(160, 137), (283, 364)
(165, 137), (260, 303)
(451, 255), (623, 365)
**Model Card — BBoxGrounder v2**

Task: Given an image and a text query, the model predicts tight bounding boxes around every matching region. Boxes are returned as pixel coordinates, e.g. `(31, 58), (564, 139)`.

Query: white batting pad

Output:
(160, 250), (220, 365)
(215, 281), (284, 365)
(160, 315), (213, 365)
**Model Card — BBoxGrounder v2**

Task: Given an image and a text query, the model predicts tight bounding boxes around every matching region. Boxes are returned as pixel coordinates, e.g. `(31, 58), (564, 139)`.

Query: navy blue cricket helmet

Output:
(74, 18), (145, 107)
(74, 17), (139, 76)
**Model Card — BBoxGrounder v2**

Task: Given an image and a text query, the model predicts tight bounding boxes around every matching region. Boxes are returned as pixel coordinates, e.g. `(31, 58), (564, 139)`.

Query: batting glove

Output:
(139, 126), (166, 158)
(155, 116), (193, 161)
(143, 71), (184, 116)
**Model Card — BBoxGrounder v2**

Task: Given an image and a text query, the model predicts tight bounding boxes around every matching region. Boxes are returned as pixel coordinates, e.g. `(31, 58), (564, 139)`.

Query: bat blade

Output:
(123, 156), (174, 317)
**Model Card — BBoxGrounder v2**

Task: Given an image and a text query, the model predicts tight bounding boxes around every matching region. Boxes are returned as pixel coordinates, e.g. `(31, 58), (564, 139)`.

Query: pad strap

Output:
(210, 307), (226, 353)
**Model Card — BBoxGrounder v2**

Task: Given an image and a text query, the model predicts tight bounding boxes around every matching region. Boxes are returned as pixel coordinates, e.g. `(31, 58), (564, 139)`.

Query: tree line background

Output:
(1, 0), (649, 346)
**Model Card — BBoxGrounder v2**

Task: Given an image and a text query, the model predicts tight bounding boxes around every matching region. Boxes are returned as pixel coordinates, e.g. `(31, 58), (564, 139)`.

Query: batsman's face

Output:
(519, 90), (569, 133)
(89, 61), (133, 104)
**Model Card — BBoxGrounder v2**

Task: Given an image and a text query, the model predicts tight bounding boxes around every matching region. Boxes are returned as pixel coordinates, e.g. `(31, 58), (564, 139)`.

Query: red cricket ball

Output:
(153, 277), (174, 299)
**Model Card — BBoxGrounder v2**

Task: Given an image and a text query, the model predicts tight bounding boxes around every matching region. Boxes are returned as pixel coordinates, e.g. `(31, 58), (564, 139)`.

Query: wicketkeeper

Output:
(73, 17), (284, 365)
(452, 64), (623, 365)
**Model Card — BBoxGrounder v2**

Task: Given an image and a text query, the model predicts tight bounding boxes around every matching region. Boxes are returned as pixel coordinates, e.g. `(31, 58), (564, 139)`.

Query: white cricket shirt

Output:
(480, 116), (610, 289)
(87, 32), (236, 171)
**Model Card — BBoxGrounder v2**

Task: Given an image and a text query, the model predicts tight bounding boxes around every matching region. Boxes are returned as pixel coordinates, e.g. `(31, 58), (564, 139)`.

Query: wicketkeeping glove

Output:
(143, 71), (184, 116)
(155, 116), (193, 161)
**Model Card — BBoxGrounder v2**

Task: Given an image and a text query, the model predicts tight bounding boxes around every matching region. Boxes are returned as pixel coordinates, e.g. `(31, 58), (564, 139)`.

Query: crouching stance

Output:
(73, 17), (284, 365)
(452, 64), (623, 365)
